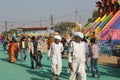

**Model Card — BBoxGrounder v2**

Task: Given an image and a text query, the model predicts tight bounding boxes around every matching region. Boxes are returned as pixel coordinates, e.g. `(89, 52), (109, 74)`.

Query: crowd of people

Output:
(96, 0), (120, 18)
(2, 35), (46, 69)
(1, 31), (101, 80)
(0, 1), (119, 80)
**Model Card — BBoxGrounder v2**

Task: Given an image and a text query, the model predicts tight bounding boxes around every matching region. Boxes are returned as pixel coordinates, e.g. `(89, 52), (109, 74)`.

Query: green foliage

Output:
(86, 10), (98, 25)
(7, 29), (18, 34)
(92, 10), (98, 18)
(88, 18), (94, 23)
(1, 29), (19, 36)
(53, 22), (75, 35)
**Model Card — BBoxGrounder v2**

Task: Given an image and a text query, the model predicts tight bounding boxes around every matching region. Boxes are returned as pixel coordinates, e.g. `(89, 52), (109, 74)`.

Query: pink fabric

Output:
(0, 36), (3, 43)
(99, 11), (120, 35)
(102, 30), (120, 40)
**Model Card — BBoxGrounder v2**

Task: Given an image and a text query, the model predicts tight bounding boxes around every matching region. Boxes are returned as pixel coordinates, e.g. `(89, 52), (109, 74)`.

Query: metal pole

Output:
(5, 20), (7, 31)
(50, 14), (54, 29)
(75, 8), (78, 22)
(40, 19), (42, 27)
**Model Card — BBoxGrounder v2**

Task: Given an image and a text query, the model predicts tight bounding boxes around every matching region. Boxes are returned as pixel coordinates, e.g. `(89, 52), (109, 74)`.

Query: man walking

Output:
(68, 32), (86, 80)
(48, 35), (64, 80)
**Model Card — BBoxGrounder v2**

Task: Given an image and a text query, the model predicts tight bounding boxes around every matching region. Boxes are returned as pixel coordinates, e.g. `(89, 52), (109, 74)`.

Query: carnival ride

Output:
(83, 0), (120, 67)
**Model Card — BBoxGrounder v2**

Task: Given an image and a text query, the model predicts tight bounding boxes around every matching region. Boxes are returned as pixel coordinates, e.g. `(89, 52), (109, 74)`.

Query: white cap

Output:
(74, 32), (84, 39)
(54, 35), (62, 41)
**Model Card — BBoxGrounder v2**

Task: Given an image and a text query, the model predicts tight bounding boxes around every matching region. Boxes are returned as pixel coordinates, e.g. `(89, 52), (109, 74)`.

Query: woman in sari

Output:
(0, 35), (2, 43)
(8, 38), (18, 63)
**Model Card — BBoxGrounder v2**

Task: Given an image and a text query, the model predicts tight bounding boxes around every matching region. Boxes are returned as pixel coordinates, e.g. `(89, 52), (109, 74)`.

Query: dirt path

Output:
(98, 55), (119, 67)
(62, 54), (119, 67)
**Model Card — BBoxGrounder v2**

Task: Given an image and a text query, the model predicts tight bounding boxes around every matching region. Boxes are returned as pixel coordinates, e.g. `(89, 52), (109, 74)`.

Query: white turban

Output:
(74, 32), (84, 39)
(54, 32), (59, 35)
(54, 35), (62, 41)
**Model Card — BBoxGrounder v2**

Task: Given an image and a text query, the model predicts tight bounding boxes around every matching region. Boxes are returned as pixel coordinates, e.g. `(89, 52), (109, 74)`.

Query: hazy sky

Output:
(0, 0), (98, 32)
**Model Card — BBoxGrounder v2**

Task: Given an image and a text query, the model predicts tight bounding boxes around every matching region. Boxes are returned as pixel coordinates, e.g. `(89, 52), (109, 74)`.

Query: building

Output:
(18, 27), (49, 37)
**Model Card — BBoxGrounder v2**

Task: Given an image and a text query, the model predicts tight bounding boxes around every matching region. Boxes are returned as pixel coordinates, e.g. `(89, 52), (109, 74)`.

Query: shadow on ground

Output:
(0, 58), (9, 62)
(30, 78), (45, 80)
(99, 65), (120, 78)
(27, 69), (51, 79)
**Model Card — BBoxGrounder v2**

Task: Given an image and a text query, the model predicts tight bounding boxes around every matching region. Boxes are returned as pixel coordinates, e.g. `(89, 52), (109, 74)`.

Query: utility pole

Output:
(75, 8), (78, 22)
(79, 16), (81, 23)
(23, 24), (25, 28)
(11, 22), (13, 29)
(50, 14), (54, 29)
(40, 19), (42, 27)
(5, 20), (7, 32)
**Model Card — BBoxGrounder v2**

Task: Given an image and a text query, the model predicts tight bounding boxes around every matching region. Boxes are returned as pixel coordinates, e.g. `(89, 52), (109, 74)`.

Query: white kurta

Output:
(68, 41), (86, 80)
(48, 42), (64, 75)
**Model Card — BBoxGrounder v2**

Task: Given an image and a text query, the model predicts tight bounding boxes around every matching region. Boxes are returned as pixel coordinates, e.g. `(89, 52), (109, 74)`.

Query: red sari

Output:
(8, 42), (18, 63)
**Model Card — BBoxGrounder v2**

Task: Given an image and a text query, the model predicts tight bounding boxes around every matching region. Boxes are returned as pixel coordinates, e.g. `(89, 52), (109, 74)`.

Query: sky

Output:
(0, 0), (98, 32)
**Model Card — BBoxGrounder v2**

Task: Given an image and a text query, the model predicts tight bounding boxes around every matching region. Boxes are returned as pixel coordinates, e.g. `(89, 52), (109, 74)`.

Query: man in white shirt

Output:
(48, 35), (64, 80)
(68, 32), (86, 80)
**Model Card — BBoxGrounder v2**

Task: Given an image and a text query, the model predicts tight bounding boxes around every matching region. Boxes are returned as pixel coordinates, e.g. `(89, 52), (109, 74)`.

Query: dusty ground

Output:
(42, 43), (120, 68)
(62, 54), (120, 68)
(98, 55), (120, 67)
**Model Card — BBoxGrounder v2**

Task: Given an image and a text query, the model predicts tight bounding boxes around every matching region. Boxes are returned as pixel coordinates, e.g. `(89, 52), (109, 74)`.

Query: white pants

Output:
(69, 62), (86, 80)
(52, 63), (62, 75)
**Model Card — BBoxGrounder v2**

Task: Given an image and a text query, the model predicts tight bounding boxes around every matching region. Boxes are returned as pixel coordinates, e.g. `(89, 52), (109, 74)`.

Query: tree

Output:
(86, 10), (98, 25)
(0, 29), (19, 39)
(88, 18), (94, 23)
(53, 21), (83, 37)
(53, 22), (74, 36)
(7, 29), (19, 35)
(92, 10), (98, 18)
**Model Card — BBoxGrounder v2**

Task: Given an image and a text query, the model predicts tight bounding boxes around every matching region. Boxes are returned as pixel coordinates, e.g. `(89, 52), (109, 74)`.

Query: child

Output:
(34, 50), (43, 69)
